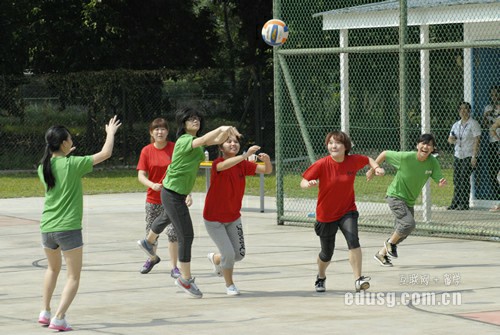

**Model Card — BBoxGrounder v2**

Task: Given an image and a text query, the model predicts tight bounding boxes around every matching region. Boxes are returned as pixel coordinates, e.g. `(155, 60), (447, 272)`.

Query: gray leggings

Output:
(204, 218), (245, 269)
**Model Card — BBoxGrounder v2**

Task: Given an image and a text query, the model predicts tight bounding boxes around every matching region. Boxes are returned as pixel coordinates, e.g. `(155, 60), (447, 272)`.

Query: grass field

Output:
(0, 168), (454, 207)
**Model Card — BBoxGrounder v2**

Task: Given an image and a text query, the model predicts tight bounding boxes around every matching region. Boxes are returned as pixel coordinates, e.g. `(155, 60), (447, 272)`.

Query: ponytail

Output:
(41, 144), (55, 190)
(40, 126), (70, 190)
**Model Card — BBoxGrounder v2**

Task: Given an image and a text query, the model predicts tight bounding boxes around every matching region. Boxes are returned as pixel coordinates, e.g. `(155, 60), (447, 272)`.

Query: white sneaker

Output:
(38, 310), (51, 325)
(207, 252), (223, 277)
(48, 316), (72, 331)
(226, 284), (240, 296)
(355, 276), (371, 292)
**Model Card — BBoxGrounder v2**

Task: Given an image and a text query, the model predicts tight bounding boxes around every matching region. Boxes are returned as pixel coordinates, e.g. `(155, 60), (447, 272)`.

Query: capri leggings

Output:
(314, 211), (360, 263)
(151, 187), (193, 262)
(204, 218), (245, 269)
(386, 196), (415, 243)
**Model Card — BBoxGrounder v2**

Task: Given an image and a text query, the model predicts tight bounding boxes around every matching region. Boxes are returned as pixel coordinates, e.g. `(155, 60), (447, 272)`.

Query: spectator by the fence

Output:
(368, 134), (447, 267)
(482, 85), (500, 204)
(301, 131), (384, 293)
(37, 116), (121, 331)
(136, 118), (186, 277)
(447, 102), (481, 210)
(489, 117), (500, 212)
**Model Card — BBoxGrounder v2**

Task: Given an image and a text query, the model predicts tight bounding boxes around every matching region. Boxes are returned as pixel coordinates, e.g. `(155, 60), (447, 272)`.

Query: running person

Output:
(137, 107), (239, 298)
(204, 136), (272, 295)
(368, 134), (447, 267)
(38, 116), (121, 331)
(301, 131), (384, 293)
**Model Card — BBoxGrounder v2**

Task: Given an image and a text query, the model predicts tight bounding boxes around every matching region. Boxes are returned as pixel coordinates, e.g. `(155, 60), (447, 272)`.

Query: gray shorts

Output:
(386, 196), (416, 240)
(42, 229), (83, 251)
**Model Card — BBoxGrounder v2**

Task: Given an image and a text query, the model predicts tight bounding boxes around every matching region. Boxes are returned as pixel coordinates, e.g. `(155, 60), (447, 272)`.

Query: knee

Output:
(319, 249), (333, 263)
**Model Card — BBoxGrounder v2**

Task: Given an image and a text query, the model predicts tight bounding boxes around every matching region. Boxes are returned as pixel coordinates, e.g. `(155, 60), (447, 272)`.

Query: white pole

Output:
(420, 24), (432, 222)
(340, 29), (349, 134)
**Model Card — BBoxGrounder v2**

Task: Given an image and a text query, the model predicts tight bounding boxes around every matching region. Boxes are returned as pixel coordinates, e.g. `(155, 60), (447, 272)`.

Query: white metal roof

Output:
(313, 0), (500, 30)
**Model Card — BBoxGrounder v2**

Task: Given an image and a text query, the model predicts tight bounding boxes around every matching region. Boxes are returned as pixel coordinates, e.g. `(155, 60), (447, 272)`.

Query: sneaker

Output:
(38, 310), (51, 325)
(384, 239), (398, 258)
(140, 256), (160, 274)
(373, 252), (393, 267)
(137, 239), (156, 258)
(315, 275), (326, 292)
(175, 277), (203, 298)
(48, 316), (72, 331)
(226, 284), (240, 296)
(355, 275), (371, 292)
(207, 252), (223, 277)
(170, 267), (181, 279)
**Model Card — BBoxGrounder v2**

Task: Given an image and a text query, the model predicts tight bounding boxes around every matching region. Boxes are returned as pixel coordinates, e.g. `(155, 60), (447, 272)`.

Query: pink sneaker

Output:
(38, 310), (51, 325)
(48, 316), (73, 331)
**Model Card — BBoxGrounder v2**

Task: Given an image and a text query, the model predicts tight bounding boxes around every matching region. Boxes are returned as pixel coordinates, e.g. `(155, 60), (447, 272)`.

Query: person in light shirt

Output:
(447, 102), (481, 210)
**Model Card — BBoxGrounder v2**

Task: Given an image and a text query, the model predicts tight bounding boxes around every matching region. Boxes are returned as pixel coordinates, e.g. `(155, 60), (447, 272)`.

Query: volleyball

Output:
(261, 19), (289, 47)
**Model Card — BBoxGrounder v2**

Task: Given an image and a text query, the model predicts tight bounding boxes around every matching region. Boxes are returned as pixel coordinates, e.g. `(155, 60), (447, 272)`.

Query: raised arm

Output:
(255, 153), (273, 175)
(192, 126), (240, 148)
(216, 145), (260, 172)
(92, 115), (121, 166)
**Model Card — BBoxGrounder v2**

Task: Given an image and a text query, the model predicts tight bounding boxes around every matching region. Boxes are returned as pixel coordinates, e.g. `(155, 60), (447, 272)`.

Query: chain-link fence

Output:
(0, 71), (274, 170)
(274, 0), (499, 240)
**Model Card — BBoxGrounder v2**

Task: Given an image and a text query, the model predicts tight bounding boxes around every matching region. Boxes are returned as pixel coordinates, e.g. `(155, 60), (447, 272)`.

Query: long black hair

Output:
(175, 107), (205, 139)
(40, 125), (71, 190)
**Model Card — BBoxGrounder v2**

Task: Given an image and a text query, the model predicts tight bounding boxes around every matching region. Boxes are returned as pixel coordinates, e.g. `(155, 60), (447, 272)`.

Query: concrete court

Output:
(0, 192), (499, 335)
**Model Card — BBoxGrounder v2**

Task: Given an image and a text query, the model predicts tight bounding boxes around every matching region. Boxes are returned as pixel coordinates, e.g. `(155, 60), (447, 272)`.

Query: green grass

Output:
(0, 168), (454, 207)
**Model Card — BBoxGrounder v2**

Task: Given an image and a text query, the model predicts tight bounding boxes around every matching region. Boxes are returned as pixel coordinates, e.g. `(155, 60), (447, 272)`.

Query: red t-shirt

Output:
(136, 142), (175, 204)
(302, 154), (368, 223)
(203, 157), (257, 223)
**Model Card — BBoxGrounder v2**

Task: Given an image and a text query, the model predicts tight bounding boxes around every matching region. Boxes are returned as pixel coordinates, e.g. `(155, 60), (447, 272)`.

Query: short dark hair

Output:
(418, 133), (438, 154)
(324, 131), (352, 155)
(458, 101), (471, 111)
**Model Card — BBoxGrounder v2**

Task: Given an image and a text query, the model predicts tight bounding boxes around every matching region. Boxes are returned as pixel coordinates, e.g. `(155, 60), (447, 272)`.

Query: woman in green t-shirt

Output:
(38, 116), (121, 331)
(367, 134), (447, 267)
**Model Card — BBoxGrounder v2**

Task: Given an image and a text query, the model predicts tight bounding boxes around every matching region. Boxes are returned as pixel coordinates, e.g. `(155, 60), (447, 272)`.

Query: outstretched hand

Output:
(105, 115), (122, 135)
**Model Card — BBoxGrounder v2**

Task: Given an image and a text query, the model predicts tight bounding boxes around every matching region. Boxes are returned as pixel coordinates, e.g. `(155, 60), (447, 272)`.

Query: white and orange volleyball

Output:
(261, 19), (289, 47)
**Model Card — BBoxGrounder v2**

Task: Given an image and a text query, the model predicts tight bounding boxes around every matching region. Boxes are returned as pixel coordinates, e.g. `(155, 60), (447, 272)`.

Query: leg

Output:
(165, 223), (179, 269)
(337, 211), (362, 279)
(314, 221), (338, 278)
(54, 246), (83, 319)
(317, 257), (330, 278)
(42, 247), (62, 313)
(162, 188), (194, 279)
(381, 198), (415, 258)
(204, 219), (238, 286)
(348, 248), (362, 279)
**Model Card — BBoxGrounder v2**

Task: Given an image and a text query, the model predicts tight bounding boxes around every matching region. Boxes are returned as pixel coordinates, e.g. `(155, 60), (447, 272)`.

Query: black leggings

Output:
(152, 187), (193, 263)
(314, 211), (360, 263)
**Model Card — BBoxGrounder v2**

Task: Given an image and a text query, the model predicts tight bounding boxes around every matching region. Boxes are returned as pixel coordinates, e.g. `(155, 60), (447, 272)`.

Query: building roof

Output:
(313, 0), (500, 29)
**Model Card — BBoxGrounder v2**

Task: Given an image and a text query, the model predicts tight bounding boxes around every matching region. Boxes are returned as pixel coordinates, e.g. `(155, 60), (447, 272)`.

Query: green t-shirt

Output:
(385, 151), (443, 206)
(38, 155), (93, 233)
(163, 134), (204, 195)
